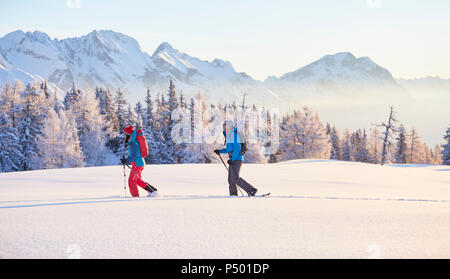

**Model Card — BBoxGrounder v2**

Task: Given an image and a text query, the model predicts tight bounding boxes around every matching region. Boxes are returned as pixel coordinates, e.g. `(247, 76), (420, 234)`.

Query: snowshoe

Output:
(249, 188), (258, 197)
(147, 191), (159, 198)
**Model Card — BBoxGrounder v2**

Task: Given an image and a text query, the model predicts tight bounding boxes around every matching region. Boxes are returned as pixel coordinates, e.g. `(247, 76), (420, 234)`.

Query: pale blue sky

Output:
(0, 0), (449, 80)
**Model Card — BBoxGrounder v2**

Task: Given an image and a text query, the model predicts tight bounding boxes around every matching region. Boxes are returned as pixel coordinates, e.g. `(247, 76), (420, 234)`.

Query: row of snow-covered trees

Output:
(0, 80), (108, 171)
(326, 106), (444, 165)
(0, 79), (273, 171)
(270, 106), (444, 165)
(326, 123), (443, 165)
(0, 79), (449, 172)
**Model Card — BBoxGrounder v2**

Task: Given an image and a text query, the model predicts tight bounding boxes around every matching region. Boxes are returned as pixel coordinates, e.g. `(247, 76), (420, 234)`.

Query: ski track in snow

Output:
(1, 194), (449, 210)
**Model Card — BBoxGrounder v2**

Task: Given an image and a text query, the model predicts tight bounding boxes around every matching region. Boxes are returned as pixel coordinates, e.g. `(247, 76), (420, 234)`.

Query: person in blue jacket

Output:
(120, 125), (157, 197)
(214, 120), (258, 196)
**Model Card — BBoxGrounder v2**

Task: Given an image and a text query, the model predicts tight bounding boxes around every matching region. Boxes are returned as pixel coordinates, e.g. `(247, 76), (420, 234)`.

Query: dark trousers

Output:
(228, 160), (256, 196)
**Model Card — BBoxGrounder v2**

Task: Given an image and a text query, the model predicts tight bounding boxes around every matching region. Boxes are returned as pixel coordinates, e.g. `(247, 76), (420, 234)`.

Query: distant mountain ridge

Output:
(0, 29), (447, 107)
(0, 29), (261, 104)
(0, 29), (448, 147)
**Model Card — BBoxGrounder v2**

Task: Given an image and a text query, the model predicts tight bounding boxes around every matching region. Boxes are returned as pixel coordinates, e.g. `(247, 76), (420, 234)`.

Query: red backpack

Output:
(136, 129), (149, 158)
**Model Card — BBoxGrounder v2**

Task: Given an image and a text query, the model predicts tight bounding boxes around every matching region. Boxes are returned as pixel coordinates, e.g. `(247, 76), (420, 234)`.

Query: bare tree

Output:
(379, 106), (398, 165)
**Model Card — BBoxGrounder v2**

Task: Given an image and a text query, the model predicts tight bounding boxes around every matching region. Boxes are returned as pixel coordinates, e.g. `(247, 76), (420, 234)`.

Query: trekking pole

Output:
(122, 163), (127, 197)
(217, 153), (244, 196)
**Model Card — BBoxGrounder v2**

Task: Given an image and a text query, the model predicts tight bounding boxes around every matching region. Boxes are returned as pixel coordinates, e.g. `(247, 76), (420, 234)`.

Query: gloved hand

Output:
(227, 159), (233, 165)
(214, 149), (221, 155)
(120, 156), (126, 165)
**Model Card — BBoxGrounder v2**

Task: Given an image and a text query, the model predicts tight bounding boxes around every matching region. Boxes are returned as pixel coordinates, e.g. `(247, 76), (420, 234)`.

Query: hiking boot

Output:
(144, 184), (157, 193)
(249, 188), (258, 197)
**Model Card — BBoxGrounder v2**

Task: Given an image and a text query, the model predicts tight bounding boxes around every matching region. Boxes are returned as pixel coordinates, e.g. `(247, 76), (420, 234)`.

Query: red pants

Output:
(128, 162), (148, 197)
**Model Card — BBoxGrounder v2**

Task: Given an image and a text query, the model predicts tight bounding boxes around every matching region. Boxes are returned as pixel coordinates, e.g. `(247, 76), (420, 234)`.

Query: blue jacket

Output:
(125, 130), (146, 167)
(219, 128), (244, 161)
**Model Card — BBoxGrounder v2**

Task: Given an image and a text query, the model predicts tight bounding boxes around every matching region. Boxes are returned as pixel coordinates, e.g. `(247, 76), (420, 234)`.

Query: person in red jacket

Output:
(121, 125), (157, 197)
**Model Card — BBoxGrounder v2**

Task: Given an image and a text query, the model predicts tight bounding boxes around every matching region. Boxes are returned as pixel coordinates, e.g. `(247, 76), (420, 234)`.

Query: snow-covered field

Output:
(0, 160), (449, 259)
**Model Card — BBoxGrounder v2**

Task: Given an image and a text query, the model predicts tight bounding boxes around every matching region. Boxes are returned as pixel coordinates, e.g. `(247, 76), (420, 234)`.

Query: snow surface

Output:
(0, 160), (449, 259)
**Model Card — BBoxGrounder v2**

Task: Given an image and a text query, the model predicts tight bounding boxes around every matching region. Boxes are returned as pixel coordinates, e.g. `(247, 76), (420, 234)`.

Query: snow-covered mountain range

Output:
(0, 29), (267, 104)
(2, 29), (444, 105)
(0, 30), (448, 146)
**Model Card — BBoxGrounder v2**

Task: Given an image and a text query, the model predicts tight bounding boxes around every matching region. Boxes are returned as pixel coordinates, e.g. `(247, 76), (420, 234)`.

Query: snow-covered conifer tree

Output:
(64, 111), (85, 168)
(99, 88), (120, 153)
(126, 104), (137, 128)
(432, 145), (442, 165)
(142, 89), (159, 164)
(441, 125), (450, 165)
(143, 89), (154, 129)
(329, 127), (341, 160)
(407, 128), (422, 163)
(279, 107), (329, 160)
(64, 82), (82, 113)
(134, 101), (144, 130)
(113, 88), (130, 157)
(342, 130), (352, 161)
(16, 83), (49, 170)
(38, 109), (77, 169)
(166, 80), (182, 163)
(394, 125), (408, 164)
(114, 88), (129, 131)
(77, 91), (107, 166)
(0, 111), (22, 172)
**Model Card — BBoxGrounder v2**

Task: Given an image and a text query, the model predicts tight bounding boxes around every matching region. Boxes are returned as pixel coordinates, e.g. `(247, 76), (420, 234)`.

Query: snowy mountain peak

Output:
(1, 30), (25, 45)
(87, 29), (107, 43)
(0, 30), (27, 52)
(152, 41), (176, 56)
(150, 41), (248, 85)
(269, 51), (397, 87)
(26, 31), (52, 44)
(78, 29), (141, 55)
(212, 58), (233, 70)
(4, 29), (25, 38)
(323, 51), (355, 61)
